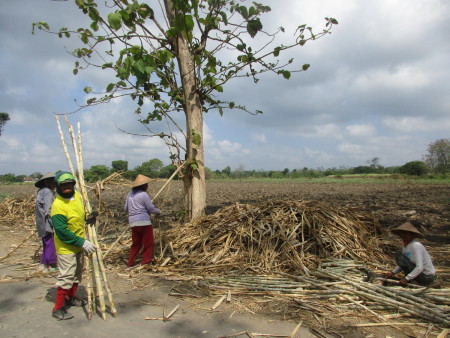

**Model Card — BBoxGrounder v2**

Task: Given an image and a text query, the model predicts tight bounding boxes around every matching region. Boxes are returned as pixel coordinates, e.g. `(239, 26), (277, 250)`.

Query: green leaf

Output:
(237, 44), (246, 52)
(108, 12), (122, 30)
(273, 47), (281, 57)
(282, 70), (291, 79)
(229, 102), (235, 109)
(84, 86), (92, 93)
(102, 62), (113, 69)
(192, 129), (202, 146)
(90, 21), (99, 32)
(302, 64), (310, 71)
(219, 11), (228, 25)
(75, 0), (84, 7)
(73, 68), (78, 75)
(247, 18), (262, 38)
(106, 83), (114, 92)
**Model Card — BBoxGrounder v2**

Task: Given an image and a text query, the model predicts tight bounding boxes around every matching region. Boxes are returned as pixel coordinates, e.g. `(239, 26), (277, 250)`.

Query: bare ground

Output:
(0, 181), (449, 337)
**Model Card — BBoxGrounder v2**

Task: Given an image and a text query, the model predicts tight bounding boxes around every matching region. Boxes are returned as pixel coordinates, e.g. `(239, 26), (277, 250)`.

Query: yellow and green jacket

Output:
(51, 191), (86, 255)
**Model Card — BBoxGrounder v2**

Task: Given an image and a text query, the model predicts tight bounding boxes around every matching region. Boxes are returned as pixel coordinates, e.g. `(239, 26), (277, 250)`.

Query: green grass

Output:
(209, 175), (450, 184)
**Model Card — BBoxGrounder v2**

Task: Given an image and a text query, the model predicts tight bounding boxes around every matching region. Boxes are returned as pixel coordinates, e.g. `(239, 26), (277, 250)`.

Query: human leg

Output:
(41, 232), (57, 266)
(141, 225), (154, 265)
(394, 251), (416, 276)
(127, 227), (144, 267)
(53, 253), (77, 319)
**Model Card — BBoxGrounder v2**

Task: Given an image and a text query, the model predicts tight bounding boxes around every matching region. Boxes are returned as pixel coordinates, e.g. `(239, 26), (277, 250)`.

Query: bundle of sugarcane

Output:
(55, 116), (117, 320)
(161, 200), (387, 274)
(309, 260), (450, 326)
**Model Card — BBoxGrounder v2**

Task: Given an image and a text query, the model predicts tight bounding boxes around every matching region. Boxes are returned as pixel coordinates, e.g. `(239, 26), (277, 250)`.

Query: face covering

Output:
(55, 172), (77, 199)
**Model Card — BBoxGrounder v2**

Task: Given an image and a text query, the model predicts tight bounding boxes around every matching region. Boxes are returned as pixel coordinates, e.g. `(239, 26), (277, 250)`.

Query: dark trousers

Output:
(395, 251), (436, 286)
(127, 225), (154, 267)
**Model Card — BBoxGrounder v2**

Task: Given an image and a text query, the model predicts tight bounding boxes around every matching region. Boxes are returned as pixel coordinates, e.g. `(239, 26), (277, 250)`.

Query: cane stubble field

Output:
(0, 179), (449, 337)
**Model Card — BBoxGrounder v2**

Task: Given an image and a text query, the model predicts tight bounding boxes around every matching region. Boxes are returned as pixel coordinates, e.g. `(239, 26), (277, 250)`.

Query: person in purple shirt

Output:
(125, 174), (161, 267)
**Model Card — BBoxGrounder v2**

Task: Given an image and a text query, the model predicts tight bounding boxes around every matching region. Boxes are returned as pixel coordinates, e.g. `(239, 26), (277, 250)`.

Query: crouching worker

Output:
(385, 222), (436, 286)
(50, 171), (97, 320)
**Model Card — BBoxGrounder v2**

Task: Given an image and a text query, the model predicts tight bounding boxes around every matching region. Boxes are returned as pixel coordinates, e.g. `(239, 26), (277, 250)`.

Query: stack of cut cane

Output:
(56, 115), (117, 320)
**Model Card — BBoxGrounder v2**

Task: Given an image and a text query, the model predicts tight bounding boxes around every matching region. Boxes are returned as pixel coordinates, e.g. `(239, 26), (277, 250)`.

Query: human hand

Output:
(86, 211), (98, 225)
(82, 239), (97, 254)
(399, 278), (409, 286)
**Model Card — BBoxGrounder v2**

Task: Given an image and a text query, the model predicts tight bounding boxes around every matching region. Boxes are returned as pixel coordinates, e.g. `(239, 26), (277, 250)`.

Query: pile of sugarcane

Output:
(56, 116), (117, 320)
(161, 200), (388, 274)
(0, 195), (35, 225)
(204, 259), (450, 326)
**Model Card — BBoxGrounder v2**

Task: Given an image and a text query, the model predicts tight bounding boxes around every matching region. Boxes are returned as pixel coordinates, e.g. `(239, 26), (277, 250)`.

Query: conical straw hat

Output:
(35, 172), (55, 188)
(390, 222), (423, 238)
(131, 174), (153, 188)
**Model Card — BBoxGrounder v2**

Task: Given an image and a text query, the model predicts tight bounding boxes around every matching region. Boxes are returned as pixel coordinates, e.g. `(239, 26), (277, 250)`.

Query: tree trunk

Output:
(164, 0), (206, 220)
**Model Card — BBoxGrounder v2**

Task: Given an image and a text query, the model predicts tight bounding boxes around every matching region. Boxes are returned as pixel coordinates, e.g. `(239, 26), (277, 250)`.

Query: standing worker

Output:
(35, 172), (57, 272)
(385, 222), (436, 286)
(125, 174), (161, 268)
(51, 171), (97, 320)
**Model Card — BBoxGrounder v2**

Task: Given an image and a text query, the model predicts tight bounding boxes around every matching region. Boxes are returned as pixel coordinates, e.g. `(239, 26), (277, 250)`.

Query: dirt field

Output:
(1, 180), (449, 337)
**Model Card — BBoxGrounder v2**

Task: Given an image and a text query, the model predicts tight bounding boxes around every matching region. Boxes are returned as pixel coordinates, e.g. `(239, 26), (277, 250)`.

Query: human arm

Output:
(51, 214), (85, 247)
(142, 193), (161, 215)
(405, 244), (425, 281)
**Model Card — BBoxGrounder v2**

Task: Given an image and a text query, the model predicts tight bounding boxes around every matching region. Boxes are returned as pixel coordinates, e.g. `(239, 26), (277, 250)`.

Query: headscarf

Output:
(55, 171), (77, 199)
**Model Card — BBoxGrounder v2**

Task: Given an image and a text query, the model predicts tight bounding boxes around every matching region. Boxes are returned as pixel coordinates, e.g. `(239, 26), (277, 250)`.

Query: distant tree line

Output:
(1, 139), (448, 183)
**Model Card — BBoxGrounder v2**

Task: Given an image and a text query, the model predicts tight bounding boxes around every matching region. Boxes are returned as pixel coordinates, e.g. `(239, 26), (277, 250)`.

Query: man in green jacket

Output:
(51, 171), (96, 320)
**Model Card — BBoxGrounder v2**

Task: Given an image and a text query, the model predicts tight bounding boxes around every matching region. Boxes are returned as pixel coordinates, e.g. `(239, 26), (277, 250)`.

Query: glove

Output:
(82, 239), (97, 254)
(86, 211), (98, 225)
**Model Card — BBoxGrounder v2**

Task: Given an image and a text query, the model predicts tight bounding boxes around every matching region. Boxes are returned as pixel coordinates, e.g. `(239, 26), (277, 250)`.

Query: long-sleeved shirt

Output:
(51, 191), (86, 254)
(393, 239), (436, 280)
(35, 187), (55, 237)
(125, 189), (160, 226)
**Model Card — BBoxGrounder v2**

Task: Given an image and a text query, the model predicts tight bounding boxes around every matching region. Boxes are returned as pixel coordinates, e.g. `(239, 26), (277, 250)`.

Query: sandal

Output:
(52, 307), (74, 320)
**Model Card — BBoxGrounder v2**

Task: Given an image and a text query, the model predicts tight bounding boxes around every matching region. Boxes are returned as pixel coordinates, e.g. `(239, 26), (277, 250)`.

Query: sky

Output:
(1, 0), (449, 175)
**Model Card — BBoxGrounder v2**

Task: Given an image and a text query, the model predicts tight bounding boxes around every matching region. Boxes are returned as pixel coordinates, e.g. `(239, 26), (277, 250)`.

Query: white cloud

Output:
(338, 143), (362, 154)
(382, 116), (450, 132)
(345, 124), (376, 137)
(251, 133), (267, 143)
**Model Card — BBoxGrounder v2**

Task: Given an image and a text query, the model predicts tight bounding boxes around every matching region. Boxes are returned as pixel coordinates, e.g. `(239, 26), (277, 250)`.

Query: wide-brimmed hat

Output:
(132, 174), (153, 188)
(391, 222), (423, 238)
(35, 172), (55, 188)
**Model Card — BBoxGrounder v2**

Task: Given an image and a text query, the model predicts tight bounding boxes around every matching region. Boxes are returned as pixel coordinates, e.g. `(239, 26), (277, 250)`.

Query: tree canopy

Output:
(34, 0), (337, 219)
(0, 112), (10, 136)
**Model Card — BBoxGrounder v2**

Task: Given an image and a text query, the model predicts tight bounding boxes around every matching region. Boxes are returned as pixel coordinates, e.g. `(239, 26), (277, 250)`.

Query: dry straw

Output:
(161, 200), (387, 274)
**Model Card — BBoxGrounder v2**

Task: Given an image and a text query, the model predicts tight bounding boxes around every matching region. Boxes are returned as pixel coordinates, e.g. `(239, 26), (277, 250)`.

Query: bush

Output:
(399, 161), (429, 176)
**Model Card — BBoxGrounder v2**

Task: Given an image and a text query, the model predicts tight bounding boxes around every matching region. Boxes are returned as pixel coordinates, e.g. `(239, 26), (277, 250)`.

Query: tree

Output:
(84, 165), (110, 182)
(399, 161), (429, 176)
(34, 1), (337, 220)
(0, 112), (10, 136)
(111, 160), (128, 172)
(135, 158), (164, 178)
(159, 163), (177, 178)
(424, 138), (450, 174)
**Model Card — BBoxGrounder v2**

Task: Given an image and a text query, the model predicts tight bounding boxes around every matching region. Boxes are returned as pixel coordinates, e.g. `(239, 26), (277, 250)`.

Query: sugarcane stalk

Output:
(55, 115), (76, 177)
(90, 221), (117, 317)
(84, 253), (94, 319)
(74, 125), (108, 320)
(317, 271), (450, 325)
